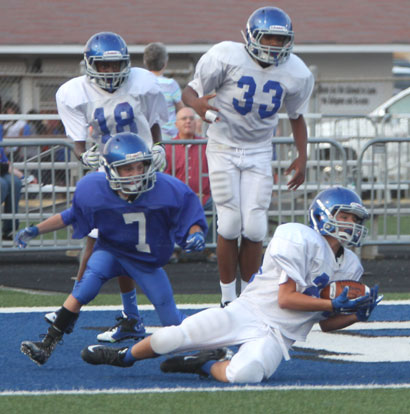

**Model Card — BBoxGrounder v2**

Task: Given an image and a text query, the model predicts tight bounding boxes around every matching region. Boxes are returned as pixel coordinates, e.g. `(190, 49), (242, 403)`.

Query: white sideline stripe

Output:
(2, 383), (410, 396)
(0, 304), (219, 313)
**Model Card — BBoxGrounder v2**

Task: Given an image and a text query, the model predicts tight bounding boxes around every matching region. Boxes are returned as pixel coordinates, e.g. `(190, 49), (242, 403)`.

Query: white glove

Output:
(151, 143), (167, 172)
(80, 144), (100, 169)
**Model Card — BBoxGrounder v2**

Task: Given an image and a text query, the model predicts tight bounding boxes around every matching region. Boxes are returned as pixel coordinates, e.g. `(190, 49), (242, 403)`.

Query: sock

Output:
(53, 306), (79, 334)
(121, 289), (139, 319)
(241, 279), (248, 293)
(220, 280), (237, 304)
(123, 347), (137, 365)
(201, 360), (217, 376)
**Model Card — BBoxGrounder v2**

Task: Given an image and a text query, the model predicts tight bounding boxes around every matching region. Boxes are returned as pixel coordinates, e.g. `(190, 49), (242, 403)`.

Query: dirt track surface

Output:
(0, 246), (408, 296)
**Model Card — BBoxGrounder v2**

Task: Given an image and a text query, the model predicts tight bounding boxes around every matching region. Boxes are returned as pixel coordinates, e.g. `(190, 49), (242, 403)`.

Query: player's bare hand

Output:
(285, 156), (306, 191)
(194, 94), (219, 123)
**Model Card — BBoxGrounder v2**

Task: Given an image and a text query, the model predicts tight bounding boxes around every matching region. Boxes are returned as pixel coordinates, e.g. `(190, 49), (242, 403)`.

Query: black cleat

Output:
(21, 326), (63, 366)
(81, 345), (134, 367)
(160, 348), (232, 377)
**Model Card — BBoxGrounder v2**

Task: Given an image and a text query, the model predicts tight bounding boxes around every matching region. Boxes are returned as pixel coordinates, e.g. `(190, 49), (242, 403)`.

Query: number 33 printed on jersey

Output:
(233, 76), (283, 119)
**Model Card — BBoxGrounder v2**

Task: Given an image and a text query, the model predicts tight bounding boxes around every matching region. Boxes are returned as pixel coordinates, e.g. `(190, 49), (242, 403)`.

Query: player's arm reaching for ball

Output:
(278, 277), (380, 332)
(279, 278), (369, 313)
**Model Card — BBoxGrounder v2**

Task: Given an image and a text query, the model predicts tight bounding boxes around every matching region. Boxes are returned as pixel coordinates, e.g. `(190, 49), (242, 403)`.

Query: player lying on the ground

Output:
(17, 132), (207, 366)
(81, 186), (382, 384)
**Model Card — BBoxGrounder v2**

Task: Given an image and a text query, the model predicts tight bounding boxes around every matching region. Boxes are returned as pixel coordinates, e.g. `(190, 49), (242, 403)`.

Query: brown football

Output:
(320, 280), (370, 300)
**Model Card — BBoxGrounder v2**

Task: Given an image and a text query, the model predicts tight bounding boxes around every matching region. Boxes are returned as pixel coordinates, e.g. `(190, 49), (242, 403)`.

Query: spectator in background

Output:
(0, 121), (23, 241)
(2, 100), (31, 160)
(165, 107), (216, 263)
(143, 42), (184, 140)
(25, 109), (48, 136)
(2, 101), (30, 137)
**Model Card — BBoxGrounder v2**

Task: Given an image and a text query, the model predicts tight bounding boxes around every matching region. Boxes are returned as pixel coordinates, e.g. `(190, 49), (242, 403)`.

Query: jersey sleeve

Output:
(171, 184), (208, 248)
(268, 225), (310, 287)
(283, 63), (315, 120)
(59, 176), (98, 238)
(56, 84), (89, 141)
(188, 44), (227, 97)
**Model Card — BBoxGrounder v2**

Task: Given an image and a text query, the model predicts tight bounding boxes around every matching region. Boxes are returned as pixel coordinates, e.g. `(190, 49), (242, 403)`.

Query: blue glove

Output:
(15, 226), (39, 248)
(331, 287), (371, 313)
(356, 285), (383, 321)
(184, 231), (205, 253)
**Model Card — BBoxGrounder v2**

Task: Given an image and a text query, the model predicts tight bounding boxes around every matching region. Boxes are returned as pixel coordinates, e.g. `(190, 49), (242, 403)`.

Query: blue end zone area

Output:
(1, 303), (410, 393)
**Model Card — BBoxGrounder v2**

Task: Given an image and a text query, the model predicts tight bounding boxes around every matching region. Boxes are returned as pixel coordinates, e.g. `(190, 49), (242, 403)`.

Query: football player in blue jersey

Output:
(51, 31), (169, 342)
(17, 132), (207, 366)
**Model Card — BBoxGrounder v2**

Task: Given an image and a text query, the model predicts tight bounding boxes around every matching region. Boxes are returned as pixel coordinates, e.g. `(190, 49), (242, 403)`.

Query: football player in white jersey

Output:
(48, 32), (169, 342)
(81, 186), (382, 384)
(182, 7), (315, 306)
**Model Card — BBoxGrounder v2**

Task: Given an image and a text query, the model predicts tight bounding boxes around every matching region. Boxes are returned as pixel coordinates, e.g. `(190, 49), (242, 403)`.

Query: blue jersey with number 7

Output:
(60, 172), (207, 268)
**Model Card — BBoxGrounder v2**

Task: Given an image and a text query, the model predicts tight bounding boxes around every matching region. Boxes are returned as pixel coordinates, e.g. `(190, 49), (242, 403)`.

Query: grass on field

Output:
(1, 388), (409, 414)
(0, 288), (408, 307)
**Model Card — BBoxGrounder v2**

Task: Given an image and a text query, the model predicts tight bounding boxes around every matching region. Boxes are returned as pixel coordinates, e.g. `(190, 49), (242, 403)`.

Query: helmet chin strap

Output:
(126, 194), (138, 203)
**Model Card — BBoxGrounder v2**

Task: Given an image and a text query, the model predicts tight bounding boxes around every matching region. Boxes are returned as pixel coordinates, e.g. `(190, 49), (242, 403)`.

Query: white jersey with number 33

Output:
(189, 41), (314, 149)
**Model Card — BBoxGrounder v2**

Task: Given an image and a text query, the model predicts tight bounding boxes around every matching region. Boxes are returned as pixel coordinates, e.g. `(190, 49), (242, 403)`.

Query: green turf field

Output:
(1, 389), (410, 414)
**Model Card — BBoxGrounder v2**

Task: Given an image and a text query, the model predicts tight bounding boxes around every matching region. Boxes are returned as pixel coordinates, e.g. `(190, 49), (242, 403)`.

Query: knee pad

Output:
(217, 207), (241, 239)
(227, 360), (265, 384)
(150, 326), (186, 355)
(242, 213), (267, 242)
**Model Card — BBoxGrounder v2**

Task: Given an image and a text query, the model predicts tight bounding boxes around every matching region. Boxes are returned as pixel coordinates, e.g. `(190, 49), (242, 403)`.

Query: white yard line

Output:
(2, 383), (410, 396)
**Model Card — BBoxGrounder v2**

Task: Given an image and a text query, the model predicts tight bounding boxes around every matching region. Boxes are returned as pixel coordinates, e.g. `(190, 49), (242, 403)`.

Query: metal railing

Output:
(1, 135), (409, 255)
(0, 138), (84, 251)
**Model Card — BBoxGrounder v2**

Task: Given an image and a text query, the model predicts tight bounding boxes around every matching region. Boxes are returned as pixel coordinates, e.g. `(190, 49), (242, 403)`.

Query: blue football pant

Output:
(72, 249), (185, 326)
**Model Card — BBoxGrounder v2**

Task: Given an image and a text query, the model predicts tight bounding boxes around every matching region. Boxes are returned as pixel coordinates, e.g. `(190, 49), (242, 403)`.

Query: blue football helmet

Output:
(242, 7), (294, 66)
(84, 32), (130, 92)
(101, 132), (156, 196)
(309, 187), (369, 247)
